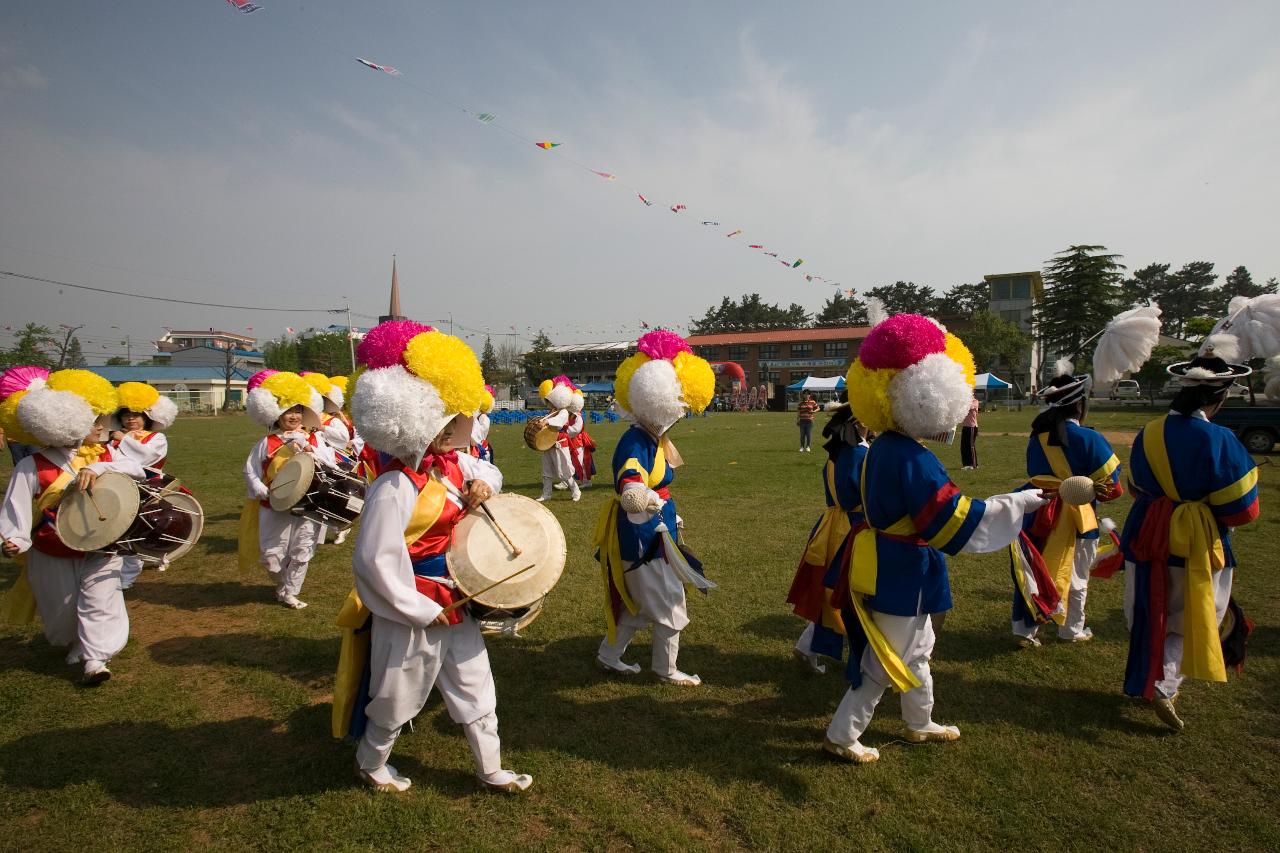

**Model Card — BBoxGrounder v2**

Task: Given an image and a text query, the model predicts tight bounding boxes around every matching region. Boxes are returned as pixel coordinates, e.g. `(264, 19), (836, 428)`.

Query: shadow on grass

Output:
(128, 581), (270, 610)
(739, 613), (799, 641)
(148, 632), (337, 688)
(198, 535), (239, 554)
(0, 703), (479, 805)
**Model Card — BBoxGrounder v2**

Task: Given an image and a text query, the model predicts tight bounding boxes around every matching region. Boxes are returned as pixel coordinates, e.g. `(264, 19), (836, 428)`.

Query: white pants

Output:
(598, 557), (692, 676)
(796, 622), (816, 655)
(25, 550), (129, 667)
(356, 611), (502, 775)
(1013, 538), (1096, 641)
(826, 611), (937, 745)
(540, 447), (575, 483)
(119, 554), (145, 589)
(257, 508), (319, 596)
(1124, 562), (1234, 700)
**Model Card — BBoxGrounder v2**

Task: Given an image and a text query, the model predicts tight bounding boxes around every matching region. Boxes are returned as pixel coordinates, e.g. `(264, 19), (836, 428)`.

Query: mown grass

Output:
(0, 410), (1276, 852)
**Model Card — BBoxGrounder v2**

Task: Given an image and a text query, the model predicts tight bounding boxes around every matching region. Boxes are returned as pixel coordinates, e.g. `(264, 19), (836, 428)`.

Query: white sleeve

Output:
(89, 454), (146, 480)
(321, 418), (351, 449)
(117, 433), (168, 469)
(352, 474), (443, 628)
(243, 438), (270, 500)
(960, 490), (1048, 554)
(544, 410), (570, 429)
(310, 434), (338, 469)
(564, 414), (584, 438)
(0, 457), (38, 552)
(457, 453), (502, 494)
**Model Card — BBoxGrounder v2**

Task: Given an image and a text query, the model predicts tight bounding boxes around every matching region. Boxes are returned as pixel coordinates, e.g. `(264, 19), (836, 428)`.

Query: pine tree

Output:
(814, 292), (869, 326)
(935, 282), (990, 317)
(0, 323), (56, 368)
(1221, 265), (1276, 299)
(1036, 245), (1125, 367)
(1165, 261), (1218, 338)
(864, 281), (939, 315)
(480, 336), (499, 380)
(520, 331), (562, 384)
(1121, 262), (1174, 308)
(64, 336), (87, 368)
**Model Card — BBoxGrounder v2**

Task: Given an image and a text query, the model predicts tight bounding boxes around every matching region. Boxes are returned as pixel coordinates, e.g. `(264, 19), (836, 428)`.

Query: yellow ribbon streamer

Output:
(237, 441), (296, 573)
(592, 496), (636, 644)
(331, 588), (372, 738)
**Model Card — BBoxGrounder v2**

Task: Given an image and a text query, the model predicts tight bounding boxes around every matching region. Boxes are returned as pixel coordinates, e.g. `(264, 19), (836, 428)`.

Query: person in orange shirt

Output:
(796, 393), (819, 452)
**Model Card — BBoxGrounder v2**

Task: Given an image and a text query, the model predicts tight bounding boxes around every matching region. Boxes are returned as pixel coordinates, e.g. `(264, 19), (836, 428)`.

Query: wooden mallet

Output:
(478, 501), (522, 557)
(439, 563), (536, 615)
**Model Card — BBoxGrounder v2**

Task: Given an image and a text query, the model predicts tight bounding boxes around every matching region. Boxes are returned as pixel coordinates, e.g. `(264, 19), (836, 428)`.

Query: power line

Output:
(0, 269), (344, 313)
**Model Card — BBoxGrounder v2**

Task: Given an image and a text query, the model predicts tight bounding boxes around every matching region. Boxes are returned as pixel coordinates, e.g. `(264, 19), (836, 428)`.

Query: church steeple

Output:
(379, 255), (407, 323)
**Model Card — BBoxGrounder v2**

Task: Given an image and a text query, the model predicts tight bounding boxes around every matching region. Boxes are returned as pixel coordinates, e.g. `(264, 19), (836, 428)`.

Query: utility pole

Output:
(345, 301), (356, 371)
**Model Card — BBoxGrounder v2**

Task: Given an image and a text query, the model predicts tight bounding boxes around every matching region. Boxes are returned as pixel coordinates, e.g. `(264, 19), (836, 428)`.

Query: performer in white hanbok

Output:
(469, 384), (496, 464)
(329, 320), (532, 794)
(238, 370), (337, 609)
(108, 381), (179, 588)
(0, 367), (146, 684)
(536, 375), (579, 502)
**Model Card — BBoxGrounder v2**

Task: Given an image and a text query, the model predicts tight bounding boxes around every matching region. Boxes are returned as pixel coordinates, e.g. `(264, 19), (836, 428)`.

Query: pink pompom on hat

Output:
(0, 365), (49, 400)
(356, 320), (436, 369)
(857, 314), (946, 370)
(246, 369), (278, 393)
(637, 329), (692, 361)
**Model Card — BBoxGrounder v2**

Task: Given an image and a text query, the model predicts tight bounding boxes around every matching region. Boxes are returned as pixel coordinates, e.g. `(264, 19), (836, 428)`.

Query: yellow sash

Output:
(844, 453), (922, 693)
(4, 448), (100, 625)
(1142, 416), (1227, 683)
(1028, 436), (1102, 613)
(237, 440), (297, 573)
(801, 463), (853, 567)
(595, 444), (670, 643)
(331, 588), (372, 738)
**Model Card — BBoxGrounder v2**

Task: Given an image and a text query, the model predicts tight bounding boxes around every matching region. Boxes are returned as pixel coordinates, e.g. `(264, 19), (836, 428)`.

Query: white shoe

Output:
(553, 482), (568, 490)
(334, 529), (349, 545)
(536, 493), (551, 502)
(570, 488), (581, 502)
(1059, 627), (1094, 643)
(595, 655), (641, 675)
(479, 770), (533, 793)
(906, 722), (961, 743)
(823, 738), (879, 764)
(580, 481), (593, 489)
(83, 661), (112, 686)
(792, 648), (827, 674)
(65, 647), (85, 666)
(277, 592), (308, 610)
(356, 762), (412, 793)
(1017, 635), (1041, 649)
(656, 670), (702, 686)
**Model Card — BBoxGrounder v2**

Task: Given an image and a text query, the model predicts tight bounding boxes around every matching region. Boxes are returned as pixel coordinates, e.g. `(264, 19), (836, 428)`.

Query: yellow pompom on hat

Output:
(614, 330), (714, 433)
(247, 369), (322, 430)
(300, 371), (345, 412)
(845, 314), (976, 439)
(115, 381), (179, 431)
(350, 322), (488, 466)
(7, 368), (119, 448)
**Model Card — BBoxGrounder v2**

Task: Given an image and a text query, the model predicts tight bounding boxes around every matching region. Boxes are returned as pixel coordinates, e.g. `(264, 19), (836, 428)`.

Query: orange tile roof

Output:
(686, 326), (871, 345)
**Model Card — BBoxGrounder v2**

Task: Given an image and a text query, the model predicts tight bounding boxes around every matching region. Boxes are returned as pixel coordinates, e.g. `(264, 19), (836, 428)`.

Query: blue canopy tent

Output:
(973, 372), (1012, 402)
(578, 380), (614, 393)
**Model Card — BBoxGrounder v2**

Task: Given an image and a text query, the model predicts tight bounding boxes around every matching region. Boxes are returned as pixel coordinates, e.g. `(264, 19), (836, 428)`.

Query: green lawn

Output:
(1, 411), (1277, 851)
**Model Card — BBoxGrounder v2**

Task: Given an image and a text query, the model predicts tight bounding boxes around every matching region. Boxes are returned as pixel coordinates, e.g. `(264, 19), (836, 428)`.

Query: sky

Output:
(2, 1), (1279, 362)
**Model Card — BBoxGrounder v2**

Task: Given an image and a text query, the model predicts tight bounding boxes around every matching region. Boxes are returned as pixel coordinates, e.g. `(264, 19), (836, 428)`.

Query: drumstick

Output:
(85, 486), (108, 522)
(439, 563), (537, 616)
(478, 501), (522, 557)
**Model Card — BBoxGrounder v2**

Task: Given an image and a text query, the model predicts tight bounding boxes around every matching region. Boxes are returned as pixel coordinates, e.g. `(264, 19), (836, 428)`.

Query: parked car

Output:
(1212, 402), (1280, 453)
(1110, 379), (1141, 399)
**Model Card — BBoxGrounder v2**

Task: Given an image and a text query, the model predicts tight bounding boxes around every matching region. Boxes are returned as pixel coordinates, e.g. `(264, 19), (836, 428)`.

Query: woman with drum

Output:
(302, 372), (359, 547)
(535, 375), (580, 502)
(109, 381), (179, 588)
(593, 331), (716, 686)
(0, 367), (147, 685)
(333, 320), (532, 794)
(240, 370), (339, 610)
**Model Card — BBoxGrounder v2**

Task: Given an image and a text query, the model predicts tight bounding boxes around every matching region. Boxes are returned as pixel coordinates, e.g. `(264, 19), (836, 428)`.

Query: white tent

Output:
(786, 375), (846, 391)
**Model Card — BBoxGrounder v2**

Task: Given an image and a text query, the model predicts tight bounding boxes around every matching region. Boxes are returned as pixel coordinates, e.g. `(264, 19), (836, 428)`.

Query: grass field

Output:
(1, 408), (1277, 851)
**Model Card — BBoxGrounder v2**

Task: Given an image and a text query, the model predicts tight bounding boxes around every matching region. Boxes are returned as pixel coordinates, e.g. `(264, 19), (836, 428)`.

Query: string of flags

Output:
(228, 1), (851, 290)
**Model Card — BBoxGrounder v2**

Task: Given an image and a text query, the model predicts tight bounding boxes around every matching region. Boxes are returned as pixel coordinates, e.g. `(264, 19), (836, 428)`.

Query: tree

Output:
(480, 336), (499, 381)
(1183, 316), (1217, 342)
(1134, 344), (1189, 396)
(783, 303), (812, 327)
(962, 311), (1032, 377)
(814, 291), (869, 326)
(494, 338), (523, 392)
(53, 324), (84, 368)
(1221, 265), (1276, 299)
(520, 331), (562, 384)
(864, 281), (939, 315)
(0, 323), (57, 368)
(297, 332), (350, 374)
(105, 356), (131, 366)
(264, 337), (300, 371)
(1121, 262), (1174, 308)
(689, 294), (812, 333)
(221, 346), (246, 411)
(935, 282), (990, 318)
(1164, 261), (1219, 338)
(63, 336), (87, 368)
(1035, 245), (1125, 377)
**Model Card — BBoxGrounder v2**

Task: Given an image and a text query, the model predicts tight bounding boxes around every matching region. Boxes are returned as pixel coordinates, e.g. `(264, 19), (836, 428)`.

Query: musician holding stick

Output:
(0, 367), (146, 685)
(331, 321), (532, 795)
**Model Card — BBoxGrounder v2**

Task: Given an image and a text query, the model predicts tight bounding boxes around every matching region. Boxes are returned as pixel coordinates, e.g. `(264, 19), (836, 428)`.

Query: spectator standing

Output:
(797, 393), (819, 452)
(960, 394), (980, 468)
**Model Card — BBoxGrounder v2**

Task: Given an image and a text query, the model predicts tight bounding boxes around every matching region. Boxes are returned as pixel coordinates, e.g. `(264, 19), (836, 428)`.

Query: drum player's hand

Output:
(110, 430), (125, 442)
(431, 611), (452, 627)
(1, 540), (18, 558)
(75, 469), (98, 492)
(463, 480), (492, 508)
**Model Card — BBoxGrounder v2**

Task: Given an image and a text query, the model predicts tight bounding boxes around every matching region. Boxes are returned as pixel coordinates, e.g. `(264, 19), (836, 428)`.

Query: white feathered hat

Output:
(0, 367), (119, 448)
(114, 381), (179, 431)
(538, 375), (576, 411)
(349, 320), (486, 467)
(246, 369), (323, 430)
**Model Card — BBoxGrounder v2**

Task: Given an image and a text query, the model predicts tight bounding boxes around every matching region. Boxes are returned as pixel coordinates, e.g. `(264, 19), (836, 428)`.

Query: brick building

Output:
(687, 325), (871, 391)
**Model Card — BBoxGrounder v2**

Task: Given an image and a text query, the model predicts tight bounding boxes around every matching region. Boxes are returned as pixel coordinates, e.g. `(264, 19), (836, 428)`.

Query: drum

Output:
(271, 454), (366, 527)
(55, 472), (203, 565)
(119, 477), (205, 565)
(447, 493), (565, 635)
(523, 416), (558, 452)
(269, 453), (316, 512)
